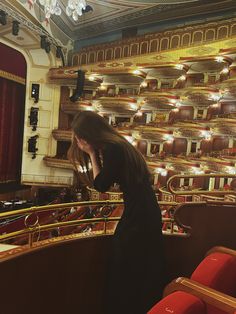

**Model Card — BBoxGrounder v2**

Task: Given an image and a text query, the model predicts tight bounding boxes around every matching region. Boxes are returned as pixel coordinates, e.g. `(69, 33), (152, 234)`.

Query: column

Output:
(186, 140), (192, 155)
(202, 109), (207, 119)
(146, 141), (152, 157)
(193, 108), (198, 119)
(159, 143), (164, 153)
(203, 73), (208, 84)
(228, 137), (234, 148)
(209, 178), (215, 191)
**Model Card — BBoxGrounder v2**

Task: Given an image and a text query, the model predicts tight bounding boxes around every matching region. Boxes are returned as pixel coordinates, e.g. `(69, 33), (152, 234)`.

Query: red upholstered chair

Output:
(191, 251), (236, 297)
(162, 277), (236, 314)
(147, 291), (206, 314)
(148, 247), (236, 314)
(190, 247), (236, 314)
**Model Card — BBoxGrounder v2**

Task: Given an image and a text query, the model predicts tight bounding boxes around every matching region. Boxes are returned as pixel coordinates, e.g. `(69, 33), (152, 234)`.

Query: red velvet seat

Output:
(149, 248), (236, 314)
(191, 252), (236, 297)
(190, 252), (236, 314)
(148, 291), (206, 314)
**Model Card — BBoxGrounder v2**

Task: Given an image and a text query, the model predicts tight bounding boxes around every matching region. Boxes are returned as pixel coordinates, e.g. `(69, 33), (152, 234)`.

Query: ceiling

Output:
(1, 0), (236, 49)
(51, 0), (236, 40)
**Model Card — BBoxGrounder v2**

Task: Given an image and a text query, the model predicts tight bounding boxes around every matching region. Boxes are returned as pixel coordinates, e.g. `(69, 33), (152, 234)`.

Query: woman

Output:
(68, 111), (165, 314)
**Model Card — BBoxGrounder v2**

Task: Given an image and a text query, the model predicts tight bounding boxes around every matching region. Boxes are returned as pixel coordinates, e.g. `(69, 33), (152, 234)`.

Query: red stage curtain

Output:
(0, 77), (25, 184)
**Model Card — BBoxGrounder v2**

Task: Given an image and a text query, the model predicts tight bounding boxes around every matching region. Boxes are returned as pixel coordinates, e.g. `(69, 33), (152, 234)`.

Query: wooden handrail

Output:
(206, 246), (236, 257)
(0, 200), (178, 219)
(167, 174), (236, 195)
(0, 200), (179, 247)
(164, 277), (236, 313)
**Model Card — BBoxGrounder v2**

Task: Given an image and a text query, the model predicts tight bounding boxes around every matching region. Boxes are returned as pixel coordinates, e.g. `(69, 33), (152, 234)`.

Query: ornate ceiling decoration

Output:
(49, 0), (232, 40)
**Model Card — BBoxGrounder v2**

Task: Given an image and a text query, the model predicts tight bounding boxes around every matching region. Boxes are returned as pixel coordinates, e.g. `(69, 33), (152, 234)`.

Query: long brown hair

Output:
(68, 111), (149, 186)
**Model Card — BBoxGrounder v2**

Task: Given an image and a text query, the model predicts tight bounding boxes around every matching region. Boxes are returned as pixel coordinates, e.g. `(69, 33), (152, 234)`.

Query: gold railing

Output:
(167, 174), (236, 195)
(0, 200), (180, 248)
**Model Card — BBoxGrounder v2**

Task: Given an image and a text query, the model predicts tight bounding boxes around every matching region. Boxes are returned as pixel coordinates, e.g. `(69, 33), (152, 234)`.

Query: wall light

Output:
(215, 56), (224, 63)
(12, 20), (20, 36)
(0, 10), (7, 25)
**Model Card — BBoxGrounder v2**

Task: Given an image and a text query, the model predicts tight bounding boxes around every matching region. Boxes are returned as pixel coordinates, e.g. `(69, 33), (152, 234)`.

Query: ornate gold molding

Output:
(73, 17), (236, 67)
(0, 70), (26, 85)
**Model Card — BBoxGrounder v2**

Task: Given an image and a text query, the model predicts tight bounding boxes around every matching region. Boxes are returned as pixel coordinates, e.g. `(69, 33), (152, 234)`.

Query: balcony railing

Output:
(0, 200), (180, 249)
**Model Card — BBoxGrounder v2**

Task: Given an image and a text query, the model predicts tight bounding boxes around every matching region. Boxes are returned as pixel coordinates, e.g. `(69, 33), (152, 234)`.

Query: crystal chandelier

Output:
(66, 0), (87, 21)
(37, 0), (87, 21)
(39, 0), (62, 19)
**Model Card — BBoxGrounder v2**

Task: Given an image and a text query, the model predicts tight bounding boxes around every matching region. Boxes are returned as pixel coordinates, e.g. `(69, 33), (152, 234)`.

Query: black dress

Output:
(94, 143), (165, 314)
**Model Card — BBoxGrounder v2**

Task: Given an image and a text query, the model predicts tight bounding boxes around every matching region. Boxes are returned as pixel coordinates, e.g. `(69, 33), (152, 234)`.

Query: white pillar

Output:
(219, 178), (225, 188)
(147, 142), (152, 157)
(193, 108), (198, 119)
(108, 116), (113, 125)
(69, 87), (74, 97)
(186, 140), (192, 155)
(202, 109), (207, 119)
(159, 143), (164, 153)
(196, 142), (201, 151)
(146, 113), (152, 123)
(154, 173), (158, 185)
(229, 137), (234, 148)
(209, 178), (215, 191)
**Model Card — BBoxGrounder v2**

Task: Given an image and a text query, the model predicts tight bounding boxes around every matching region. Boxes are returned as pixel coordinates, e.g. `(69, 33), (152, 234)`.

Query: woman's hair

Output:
(68, 111), (149, 186)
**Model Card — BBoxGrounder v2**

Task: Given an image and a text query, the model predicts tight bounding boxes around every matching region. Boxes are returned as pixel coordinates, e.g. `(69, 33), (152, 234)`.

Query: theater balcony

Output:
(0, 200), (235, 314)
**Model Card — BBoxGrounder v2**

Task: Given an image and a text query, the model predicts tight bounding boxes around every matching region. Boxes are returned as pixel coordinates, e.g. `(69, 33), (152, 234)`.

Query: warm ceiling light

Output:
(89, 75), (95, 81)
(99, 84), (107, 90)
(175, 64), (184, 70)
(164, 134), (174, 143)
(155, 168), (167, 176)
(172, 108), (179, 112)
(135, 110), (143, 117)
(210, 94), (221, 101)
(175, 101), (182, 107)
(140, 82), (148, 88)
(178, 75), (186, 81)
(221, 68), (229, 74)
(133, 70), (141, 75)
(201, 130), (212, 140)
(215, 56), (224, 63)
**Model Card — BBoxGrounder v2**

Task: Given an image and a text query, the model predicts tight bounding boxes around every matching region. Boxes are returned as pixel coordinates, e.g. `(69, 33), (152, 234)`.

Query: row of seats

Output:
(148, 246), (236, 314)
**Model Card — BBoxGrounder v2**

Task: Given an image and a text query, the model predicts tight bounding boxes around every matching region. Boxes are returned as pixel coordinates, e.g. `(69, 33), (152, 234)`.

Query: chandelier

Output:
(66, 0), (87, 21)
(37, 0), (87, 21)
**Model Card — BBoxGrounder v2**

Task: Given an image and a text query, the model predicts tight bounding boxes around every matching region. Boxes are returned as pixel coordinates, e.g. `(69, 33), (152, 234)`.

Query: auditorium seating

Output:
(148, 246), (236, 314)
(148, 279), (236, 314)
(191, 246), (236, 298)
(148, 291), (206, 314)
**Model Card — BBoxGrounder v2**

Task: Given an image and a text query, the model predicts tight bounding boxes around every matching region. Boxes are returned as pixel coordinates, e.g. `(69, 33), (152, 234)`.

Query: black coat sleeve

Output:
(94, 143), (123, 193)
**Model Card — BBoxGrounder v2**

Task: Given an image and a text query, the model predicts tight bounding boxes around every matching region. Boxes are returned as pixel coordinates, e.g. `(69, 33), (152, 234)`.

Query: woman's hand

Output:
(75, 137), (95, 157)
(75, 136), (101, 179)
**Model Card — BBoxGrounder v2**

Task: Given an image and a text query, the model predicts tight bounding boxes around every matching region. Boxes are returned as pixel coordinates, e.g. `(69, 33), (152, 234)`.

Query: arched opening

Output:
(0, 42), (27, 190)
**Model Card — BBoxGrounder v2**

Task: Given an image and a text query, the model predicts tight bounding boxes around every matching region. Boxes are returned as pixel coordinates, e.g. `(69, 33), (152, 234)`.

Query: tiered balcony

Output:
(45, 42), (236, 197)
